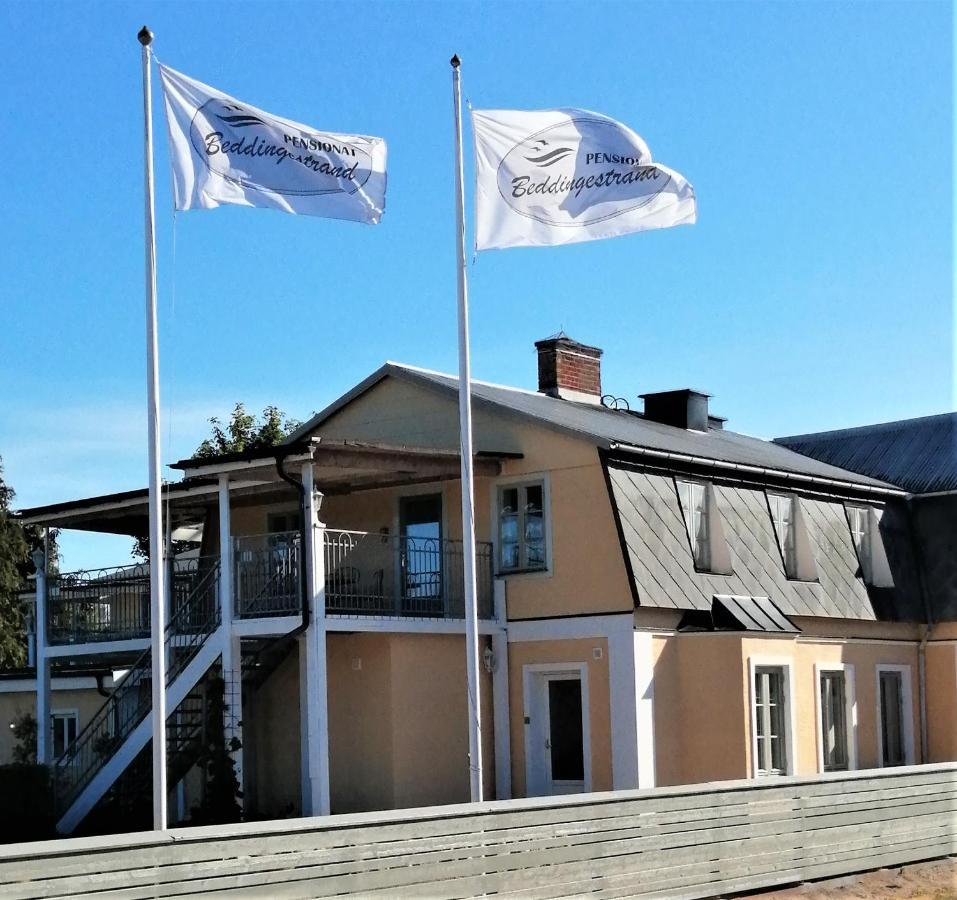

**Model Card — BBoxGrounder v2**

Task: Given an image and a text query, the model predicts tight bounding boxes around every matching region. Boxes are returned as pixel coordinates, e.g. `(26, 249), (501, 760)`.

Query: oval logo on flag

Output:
(496, 117), (671, 227)
(189, 100), (375, 197)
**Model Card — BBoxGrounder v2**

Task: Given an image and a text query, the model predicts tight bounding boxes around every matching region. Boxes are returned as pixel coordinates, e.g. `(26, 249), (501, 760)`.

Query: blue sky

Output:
(1, 1), (952, 570)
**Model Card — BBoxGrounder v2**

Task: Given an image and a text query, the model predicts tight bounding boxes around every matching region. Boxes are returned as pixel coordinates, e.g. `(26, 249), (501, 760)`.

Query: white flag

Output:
(158, 64), (387, 224)
(472, 108), (695, 250)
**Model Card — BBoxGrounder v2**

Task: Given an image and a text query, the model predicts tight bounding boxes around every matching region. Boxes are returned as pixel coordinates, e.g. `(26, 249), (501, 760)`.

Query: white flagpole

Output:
(450, 54), (483, 803)
(138, 25), (168, 831)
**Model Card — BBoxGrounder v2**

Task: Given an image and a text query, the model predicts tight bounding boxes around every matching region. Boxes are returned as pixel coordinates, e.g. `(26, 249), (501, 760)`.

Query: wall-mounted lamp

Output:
(482, 645), (495, 674)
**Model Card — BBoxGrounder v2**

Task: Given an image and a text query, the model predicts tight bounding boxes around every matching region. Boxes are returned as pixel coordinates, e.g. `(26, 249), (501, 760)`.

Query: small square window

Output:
(497, 482), (547, 573)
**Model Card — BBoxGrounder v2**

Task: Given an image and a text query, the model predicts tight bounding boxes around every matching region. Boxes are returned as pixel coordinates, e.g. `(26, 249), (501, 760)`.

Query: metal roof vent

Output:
(639, 388), (712, 431)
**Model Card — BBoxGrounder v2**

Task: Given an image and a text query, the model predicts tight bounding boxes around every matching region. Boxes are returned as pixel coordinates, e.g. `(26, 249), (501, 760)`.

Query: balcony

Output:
(43, 530), (495, 646)
(323, 529), (494, 620)
(233, 529), (494, 620)
(46, 558), (218, 646)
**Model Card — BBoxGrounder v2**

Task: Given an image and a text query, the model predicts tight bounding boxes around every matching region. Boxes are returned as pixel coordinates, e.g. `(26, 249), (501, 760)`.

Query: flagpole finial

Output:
(450, 54), (461, 68)
(138, 26), (153, 46)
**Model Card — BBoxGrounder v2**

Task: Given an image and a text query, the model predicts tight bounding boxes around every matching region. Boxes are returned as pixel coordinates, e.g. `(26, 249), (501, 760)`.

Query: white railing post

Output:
(32, 544), (50, 765)
(491, 579), (511, 799)
(300, 462), (329, 816)
(218, 474), (243, 808)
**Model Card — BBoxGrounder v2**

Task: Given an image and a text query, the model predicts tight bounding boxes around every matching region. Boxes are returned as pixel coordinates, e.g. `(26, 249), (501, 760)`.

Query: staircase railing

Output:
(52, 558), (221, 817)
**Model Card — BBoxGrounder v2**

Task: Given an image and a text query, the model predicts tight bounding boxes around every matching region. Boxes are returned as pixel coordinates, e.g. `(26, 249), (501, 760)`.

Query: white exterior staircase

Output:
(53, 561), (223, 834)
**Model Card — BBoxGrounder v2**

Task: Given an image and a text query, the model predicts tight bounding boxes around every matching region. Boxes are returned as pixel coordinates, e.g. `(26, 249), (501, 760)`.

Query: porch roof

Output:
(16, 439), (519, 534)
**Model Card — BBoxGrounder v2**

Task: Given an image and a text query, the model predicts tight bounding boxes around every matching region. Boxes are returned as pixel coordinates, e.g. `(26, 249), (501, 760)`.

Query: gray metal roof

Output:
(776, 413), (957, 495)
(713, 595), (800, 633)
(288, 363), (900, 493)
(605, 463), (876, 620)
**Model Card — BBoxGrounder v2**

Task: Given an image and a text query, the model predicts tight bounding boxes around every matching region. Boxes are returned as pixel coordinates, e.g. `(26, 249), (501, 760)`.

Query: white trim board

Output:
(0, 677), (114, 694)
(507, 613), (634, 643)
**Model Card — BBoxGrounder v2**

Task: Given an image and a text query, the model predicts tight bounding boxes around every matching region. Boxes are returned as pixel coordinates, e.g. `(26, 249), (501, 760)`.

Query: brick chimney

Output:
(535, 333), (603, 404)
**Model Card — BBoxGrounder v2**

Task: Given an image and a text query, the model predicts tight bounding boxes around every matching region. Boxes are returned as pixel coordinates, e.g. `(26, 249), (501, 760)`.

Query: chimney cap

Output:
(638, 387), (712, 401)
(534, 331), (603, 358)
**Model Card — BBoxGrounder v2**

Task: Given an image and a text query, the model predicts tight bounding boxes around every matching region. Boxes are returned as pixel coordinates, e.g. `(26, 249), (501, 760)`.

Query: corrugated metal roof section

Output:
(713, 595), (800, 633)
(776, 413), (957, 495)
(605, 462), (876, 620)
(388, 365), (897, 491)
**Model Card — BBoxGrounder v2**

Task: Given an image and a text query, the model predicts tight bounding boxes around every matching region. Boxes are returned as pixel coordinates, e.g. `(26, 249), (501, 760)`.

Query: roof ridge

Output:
(777, 411), (957, 443)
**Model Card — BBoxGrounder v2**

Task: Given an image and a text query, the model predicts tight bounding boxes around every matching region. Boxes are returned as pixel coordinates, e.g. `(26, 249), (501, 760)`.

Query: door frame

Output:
(522, 662), (591, 797)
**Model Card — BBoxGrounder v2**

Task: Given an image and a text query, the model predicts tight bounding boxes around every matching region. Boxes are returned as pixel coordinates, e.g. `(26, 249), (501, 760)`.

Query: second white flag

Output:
(472, 108), (695, 250)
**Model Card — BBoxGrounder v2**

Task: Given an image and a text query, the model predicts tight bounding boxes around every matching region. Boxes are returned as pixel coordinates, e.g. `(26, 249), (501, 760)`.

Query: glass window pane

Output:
(755, 667), (787, 775)
(880, 672), (905, 766)
(820, 672), (848, 771)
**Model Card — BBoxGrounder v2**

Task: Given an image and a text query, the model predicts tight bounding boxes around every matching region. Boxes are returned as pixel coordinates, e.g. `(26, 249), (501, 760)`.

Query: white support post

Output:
(633, 631), (656, 789)
(301, 462), (330, 816)
(491, 580), (511, 800)
(608, 621), (642, 790)
(32, 545), (50, 765)
(218, 475), (243, 807)
(218, 475), (233, 626)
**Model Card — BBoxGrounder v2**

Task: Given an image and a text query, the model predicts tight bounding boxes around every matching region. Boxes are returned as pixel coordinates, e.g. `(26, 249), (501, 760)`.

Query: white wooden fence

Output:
(1, 763), (955, 899)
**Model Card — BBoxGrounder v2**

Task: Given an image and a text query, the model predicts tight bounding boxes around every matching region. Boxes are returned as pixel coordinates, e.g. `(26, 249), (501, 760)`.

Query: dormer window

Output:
(767, 493), (796, 575)
(847, 505), (872, 580)
(675, 480), (733, 575)
(767, 492), (817, 582)
(677, 480), (709, 570)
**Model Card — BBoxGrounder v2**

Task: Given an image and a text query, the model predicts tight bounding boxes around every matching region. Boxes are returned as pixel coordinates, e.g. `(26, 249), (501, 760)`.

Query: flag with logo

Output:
(471, 108), (695, 250)
(158, 64), (387, 224)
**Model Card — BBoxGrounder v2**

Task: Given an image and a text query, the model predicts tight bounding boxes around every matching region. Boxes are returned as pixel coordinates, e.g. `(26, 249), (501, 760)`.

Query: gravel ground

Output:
(738, 857), (957, 900)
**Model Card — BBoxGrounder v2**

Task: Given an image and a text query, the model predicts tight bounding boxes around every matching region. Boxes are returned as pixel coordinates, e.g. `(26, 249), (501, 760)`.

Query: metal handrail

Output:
(52, 558), (221, 815)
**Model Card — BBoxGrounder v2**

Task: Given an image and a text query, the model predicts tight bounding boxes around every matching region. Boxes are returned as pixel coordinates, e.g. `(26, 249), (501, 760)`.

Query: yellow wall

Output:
(649, 629), (925, 786)
(247, 645), (302, 819)
(0, 684), (108, 764)
(326, 631), (495, 814)
(926, 642), (957, 762)
(311, 376), (633, 621)
(507, 638), (612, 797)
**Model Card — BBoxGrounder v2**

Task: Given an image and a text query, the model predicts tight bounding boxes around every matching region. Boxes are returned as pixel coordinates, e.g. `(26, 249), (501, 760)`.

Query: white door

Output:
(528, 672), (587, 796)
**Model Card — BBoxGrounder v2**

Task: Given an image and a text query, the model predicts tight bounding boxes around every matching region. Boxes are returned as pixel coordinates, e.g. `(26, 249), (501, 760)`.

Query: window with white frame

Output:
(753, 666), (788, 775)
(498, 482), (546, 572)
(51, 711), (78, 759)
(819, 671), (849, 771)
(767, 493), (797, 576)
(846, 505), (872, 580)
(676, 480), (710, 570)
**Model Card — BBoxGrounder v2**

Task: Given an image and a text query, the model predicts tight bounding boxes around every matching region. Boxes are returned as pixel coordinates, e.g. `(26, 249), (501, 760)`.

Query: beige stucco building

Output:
(12, 335), (957, 834)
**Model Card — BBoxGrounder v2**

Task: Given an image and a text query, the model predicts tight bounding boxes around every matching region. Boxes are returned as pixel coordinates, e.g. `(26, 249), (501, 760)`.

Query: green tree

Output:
(132, 404), (300, 561)
(193, 403), (301, 459)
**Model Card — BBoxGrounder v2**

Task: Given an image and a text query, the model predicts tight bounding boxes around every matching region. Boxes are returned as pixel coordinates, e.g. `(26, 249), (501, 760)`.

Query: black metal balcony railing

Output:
(46, 558), (214, 646)
(52, 559), (221, 817)
(234, 531), (301, 619)
(324, 530), (494, 619)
